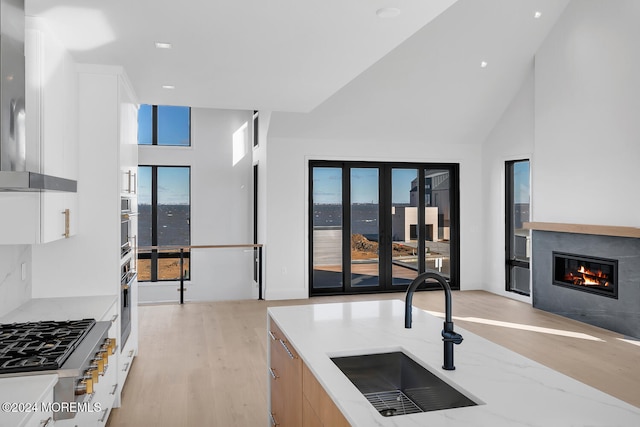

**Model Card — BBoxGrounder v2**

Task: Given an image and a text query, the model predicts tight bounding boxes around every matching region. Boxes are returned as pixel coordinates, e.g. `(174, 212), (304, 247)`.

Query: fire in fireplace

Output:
(552, 252), (618, 299)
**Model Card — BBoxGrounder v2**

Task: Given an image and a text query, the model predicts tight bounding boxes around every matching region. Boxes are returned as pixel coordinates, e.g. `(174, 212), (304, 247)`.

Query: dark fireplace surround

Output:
(531, 226), (640, 338)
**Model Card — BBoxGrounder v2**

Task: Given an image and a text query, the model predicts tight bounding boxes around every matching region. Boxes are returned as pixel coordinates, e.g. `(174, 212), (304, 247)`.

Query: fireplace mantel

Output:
(524, 222), (640, 238)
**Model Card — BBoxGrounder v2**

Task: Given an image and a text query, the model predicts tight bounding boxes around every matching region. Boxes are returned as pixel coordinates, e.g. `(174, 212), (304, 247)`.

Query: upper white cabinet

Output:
(119, 81), (138, 196)
(0, 18), (78, 244)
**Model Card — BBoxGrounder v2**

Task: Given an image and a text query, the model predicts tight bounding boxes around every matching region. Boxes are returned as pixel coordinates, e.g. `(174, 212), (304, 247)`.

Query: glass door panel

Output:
(424, 169), (451, 279)
(350, 168), (380, 287)
(311, 167), (343, 290)
(391, 168), (419, 286)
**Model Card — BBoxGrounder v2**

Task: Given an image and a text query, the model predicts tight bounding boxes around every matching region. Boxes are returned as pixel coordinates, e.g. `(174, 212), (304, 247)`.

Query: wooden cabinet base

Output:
(268, 316), (350, 427)
(302, 363), (350, 427)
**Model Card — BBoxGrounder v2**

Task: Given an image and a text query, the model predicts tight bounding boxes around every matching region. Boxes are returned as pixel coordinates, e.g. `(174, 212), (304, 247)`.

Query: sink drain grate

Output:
(363, 390), (423, 416)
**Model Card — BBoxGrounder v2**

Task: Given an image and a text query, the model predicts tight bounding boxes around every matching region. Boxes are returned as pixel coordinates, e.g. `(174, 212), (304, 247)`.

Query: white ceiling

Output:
(25, 0), (459, 112)
(269, 0), (571, 145)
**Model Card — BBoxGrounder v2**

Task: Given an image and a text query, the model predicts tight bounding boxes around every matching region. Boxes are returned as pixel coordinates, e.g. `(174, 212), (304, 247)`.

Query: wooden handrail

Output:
(138, 243), (263, 251)
(136, 244), (264, 301)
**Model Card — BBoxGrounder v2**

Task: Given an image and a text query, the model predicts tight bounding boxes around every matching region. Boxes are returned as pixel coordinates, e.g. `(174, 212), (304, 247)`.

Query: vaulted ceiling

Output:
(26, 0), (571, 145)
(269, 0), (570, 144)
(26, 0), (458, 112)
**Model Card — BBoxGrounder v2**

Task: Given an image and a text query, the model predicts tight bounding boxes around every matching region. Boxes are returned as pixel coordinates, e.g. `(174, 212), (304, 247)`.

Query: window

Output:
(138, 104), (191, 146)
(138, 166), (191, 281)
(505, 159), (531, 295)
(309, 161), (460, 295)
(253, 110), (259, 147)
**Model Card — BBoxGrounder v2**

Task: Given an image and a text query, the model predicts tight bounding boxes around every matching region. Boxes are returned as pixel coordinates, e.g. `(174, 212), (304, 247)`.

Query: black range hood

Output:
(0, 0), (77, 192)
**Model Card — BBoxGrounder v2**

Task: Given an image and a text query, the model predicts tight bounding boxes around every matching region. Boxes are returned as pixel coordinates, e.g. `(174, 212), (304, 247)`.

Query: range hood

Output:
(0, 0), (76, 192)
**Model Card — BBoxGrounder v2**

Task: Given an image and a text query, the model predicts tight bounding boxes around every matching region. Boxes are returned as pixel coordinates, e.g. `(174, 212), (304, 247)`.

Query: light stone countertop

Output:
(268, 300), (640, 427)
(0, 295), (118, 324)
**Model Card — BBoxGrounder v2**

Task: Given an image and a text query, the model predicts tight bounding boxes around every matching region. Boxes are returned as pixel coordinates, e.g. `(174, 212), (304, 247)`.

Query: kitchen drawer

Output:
(21, 387), (54, 427)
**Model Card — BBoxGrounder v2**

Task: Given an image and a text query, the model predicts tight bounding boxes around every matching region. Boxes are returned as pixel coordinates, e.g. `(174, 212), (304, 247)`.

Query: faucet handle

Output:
(442, 329), (464, 345)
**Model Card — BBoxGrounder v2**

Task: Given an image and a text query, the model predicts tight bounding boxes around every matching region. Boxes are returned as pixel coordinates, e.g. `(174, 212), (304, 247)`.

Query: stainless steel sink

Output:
(331, 351), (477, 417)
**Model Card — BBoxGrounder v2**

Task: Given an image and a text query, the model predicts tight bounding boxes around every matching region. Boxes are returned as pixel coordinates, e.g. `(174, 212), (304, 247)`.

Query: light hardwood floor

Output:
(106, 291), (640, 426)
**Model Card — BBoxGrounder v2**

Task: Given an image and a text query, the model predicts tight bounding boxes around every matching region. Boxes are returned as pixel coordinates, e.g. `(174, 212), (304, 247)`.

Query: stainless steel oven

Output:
(121, 197), (134, 257)
(120, 196), (136, 346)
(120, 261), (135, 347)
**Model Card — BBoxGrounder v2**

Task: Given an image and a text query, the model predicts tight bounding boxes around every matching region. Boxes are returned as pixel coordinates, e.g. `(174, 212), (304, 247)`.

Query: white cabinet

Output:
(20, 387), (55, 427)
(0, 18), (78, 245)
(0, 375), (57, 427)
(30, 65), (139, 420)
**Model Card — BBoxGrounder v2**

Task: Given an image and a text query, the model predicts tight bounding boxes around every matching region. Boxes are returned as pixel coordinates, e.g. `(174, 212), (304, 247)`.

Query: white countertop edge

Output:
(0, 295), (118, 324)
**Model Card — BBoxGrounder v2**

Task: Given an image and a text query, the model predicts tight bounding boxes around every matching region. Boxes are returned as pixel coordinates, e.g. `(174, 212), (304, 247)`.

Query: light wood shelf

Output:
(524, 222), (640, 238)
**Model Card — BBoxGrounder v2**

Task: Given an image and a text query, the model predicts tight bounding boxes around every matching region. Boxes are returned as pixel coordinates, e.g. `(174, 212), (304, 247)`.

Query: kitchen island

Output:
(267, 300), (640, 426)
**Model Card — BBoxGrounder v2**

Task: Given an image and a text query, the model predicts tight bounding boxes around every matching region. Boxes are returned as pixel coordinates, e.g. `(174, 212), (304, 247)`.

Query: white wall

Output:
(263, 134), (483, 300)
(480, 0), (640, 302)
(138, 108), (255, 303)
(481, 69), (535, 301)
(533, 0), (640, 227)
(0, 246), (32, 316)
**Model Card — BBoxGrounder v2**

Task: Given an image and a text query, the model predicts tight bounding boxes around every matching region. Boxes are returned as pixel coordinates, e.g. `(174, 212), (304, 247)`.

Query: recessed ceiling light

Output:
(376, 8), (401, 18)
(155, 42), (172, 49)
(534, 11), (542, 19)
(480, 61), (488, 68)
(162, 85), (175, 90)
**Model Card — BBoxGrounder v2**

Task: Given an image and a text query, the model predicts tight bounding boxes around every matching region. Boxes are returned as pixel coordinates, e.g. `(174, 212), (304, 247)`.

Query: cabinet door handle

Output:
(132, 235), (138, 270)
(279, 339), (296, 360)
(40, 417), (53, 427)
(110, 383), (119, 395)
(122, 362), (131, 372)
(126, 170), (132, 193)
(268, 367), (279, 380)
(111, 314), (119, 323)
(132, 172), (137, 194)
(269, 412), (279, 426)
(268, 330), (277, 341)
(128, 349), (135, 357)
(61, 209), (70, 238)
(98, 408), (109, 423)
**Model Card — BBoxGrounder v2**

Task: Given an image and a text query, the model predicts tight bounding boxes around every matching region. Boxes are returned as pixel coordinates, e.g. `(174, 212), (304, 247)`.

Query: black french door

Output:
(309, 161), (459, 296)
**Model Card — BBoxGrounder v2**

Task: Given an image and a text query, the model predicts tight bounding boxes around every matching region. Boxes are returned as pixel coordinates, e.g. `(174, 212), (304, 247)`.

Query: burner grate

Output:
(0, 319), (96, 374)
(363, 390), (423, 417)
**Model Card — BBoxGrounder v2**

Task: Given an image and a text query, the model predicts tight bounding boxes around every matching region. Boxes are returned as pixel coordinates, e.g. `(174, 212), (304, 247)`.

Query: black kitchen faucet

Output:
(405, 272), (463, 370)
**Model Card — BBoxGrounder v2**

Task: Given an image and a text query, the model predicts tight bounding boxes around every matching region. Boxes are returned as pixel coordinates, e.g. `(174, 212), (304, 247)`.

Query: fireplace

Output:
(552, 252), (618, 299)
(530, 226), (640, 338)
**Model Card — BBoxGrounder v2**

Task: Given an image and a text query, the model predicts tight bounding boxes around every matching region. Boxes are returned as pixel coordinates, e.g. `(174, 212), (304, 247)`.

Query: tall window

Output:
(252, 110), (259, 147)
(137, 166), (191, 281)
(138, 105), (191, 146)
(506, 159), (531, 295)
(137, 104), (192, 281)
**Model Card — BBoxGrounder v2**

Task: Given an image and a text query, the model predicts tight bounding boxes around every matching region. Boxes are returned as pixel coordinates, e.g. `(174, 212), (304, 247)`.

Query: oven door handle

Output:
(122, 271), (138, 287)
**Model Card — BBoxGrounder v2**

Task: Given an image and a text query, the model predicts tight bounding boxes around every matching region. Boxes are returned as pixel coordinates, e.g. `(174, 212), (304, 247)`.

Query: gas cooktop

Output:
(0, 319), (96, 374)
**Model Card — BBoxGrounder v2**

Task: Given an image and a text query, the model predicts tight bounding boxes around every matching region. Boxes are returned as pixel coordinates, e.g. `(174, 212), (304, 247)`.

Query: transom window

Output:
(138, 104), (191, 146)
